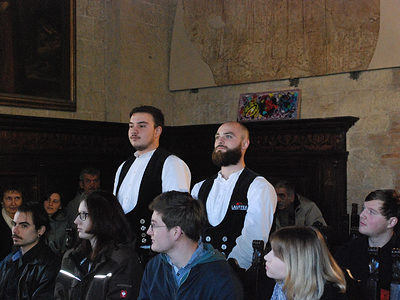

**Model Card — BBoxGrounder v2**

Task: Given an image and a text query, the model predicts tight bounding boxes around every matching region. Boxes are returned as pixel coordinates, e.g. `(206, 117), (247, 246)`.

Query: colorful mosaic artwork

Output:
(237, 89), (300, 122)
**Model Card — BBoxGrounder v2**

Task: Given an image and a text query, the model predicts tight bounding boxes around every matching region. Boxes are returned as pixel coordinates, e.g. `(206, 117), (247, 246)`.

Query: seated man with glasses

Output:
(138, 191), (243, 300)
(0, 202), (60, 299)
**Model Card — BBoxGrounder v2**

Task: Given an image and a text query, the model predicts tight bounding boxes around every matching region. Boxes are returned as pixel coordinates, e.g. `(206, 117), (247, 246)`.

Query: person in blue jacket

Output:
(138, 191), (243, 300)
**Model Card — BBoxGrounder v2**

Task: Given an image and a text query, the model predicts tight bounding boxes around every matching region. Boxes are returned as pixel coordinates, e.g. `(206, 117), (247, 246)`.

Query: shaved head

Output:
(221, 122), (249, 141)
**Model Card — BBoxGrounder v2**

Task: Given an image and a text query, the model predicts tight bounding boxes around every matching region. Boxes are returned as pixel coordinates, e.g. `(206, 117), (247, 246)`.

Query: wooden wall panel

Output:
(0, 114), (357, 243)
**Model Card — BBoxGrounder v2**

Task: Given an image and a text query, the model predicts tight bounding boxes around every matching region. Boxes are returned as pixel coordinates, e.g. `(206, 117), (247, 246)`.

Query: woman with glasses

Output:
(55, 190), (143, 299)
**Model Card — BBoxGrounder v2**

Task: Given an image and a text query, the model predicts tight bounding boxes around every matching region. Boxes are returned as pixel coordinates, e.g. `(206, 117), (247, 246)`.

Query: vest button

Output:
(205, 236), (211, 242)
(141, 233), (146, 237)
(140, 219), (145, 224)
(140, 226), (146, 231)
(141, 238), (147, 243)
(222, 236), (228, 242)
(221, 244), (227, 250)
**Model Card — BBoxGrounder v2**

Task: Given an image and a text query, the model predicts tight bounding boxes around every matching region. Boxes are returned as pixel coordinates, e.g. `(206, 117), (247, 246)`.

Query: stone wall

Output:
(172, 68), (400, 211)
(1, 0), (399, 211)
(0, 0), (176, 121)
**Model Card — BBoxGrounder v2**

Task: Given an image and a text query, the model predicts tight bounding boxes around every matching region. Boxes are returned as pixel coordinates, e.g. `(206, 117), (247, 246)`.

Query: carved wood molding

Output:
(246, 117), (358, 154)
(0, 114), (131, 156)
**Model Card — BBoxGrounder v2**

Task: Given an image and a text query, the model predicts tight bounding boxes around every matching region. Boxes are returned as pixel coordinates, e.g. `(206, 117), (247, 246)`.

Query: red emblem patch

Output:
(120, 290), (127, 298)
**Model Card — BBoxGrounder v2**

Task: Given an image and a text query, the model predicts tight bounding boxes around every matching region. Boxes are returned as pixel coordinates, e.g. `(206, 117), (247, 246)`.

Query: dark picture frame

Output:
(0, 0), (76, 111)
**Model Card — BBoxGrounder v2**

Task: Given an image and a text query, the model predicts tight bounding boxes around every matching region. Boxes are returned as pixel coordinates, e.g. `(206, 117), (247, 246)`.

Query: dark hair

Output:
(83, 190), (133, 259)
(43, 191), (63, 206)
(365, 189), (400, 227)
(18, 202), (49, 233)
(149, 191), (206, 242)
(129, 105), (164, 128)
(2, 185), (23, 199)
(79, 167), (100, 182)
(275, 180), (296, 196)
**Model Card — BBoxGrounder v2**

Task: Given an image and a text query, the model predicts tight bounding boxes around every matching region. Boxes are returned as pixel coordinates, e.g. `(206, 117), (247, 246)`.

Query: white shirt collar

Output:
(216, 167), (244, 181)
(134, 148), (156, 158)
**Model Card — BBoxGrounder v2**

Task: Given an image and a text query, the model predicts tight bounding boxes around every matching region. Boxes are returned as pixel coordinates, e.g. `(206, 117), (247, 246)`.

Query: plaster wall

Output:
(0, 0), (399, 212)
(172, 68), (400, 212)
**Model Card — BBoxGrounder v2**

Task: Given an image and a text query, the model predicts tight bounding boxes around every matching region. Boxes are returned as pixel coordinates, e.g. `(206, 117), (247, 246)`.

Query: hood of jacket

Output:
(159, 242), (226, 269)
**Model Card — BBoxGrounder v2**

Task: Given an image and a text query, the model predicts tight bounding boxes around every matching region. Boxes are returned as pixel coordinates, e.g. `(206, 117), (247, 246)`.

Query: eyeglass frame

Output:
(148, 223), (167, 231)
(76, 212), (89, 221)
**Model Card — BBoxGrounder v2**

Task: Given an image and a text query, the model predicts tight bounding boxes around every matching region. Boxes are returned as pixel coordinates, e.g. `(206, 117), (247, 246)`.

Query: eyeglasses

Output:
(76, 212), (89, 221)
(149, 224), (167, 231)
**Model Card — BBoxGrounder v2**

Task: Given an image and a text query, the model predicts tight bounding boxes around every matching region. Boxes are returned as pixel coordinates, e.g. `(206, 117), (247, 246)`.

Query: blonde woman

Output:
(264, 226), (346, 300)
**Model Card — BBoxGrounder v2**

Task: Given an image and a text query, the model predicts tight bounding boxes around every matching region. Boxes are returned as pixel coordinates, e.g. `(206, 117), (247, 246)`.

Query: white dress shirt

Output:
(114, 149), (191, 213)
(191, 168), (277, 269)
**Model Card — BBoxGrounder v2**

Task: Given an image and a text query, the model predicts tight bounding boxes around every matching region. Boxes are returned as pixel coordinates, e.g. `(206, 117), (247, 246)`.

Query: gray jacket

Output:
(275, 194), (326, 230)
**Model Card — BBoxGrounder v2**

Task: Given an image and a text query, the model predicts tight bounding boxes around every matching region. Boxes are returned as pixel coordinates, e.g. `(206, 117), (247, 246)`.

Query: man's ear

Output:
(289, 193), (296, 203)
(388, 217), (398, 229)
(155, 126), (162, 139)
(241, 138), (250, 151)
(173, 226), (183, 241)
(37, 225), (46, 237)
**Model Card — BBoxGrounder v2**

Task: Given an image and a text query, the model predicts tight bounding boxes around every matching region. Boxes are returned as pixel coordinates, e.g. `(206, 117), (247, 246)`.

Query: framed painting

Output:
(238, 89), (301, 122)
(0, 0), (76, 111)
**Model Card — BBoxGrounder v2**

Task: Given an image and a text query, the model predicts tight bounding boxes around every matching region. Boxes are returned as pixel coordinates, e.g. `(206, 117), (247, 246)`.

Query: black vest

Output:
(116, 148), (171, 247)
(197, 167), (258, 256)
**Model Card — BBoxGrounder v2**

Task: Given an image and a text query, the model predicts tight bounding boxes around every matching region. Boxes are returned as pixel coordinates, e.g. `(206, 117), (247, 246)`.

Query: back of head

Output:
(270, 226), (345, 300)
(129, 105), (164, 128)
(149, 191), (206, 242)
(18, 202), (49, 233)
(365, 189), (400, 231)
(85, 190), (132, 246)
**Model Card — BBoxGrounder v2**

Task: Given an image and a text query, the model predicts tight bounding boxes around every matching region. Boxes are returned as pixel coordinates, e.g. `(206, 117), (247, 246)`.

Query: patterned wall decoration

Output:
(238, 89), (300, 122)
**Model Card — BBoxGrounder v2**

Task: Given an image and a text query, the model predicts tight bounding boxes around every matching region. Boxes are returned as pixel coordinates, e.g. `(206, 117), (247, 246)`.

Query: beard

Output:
(212, 145), (242, 167)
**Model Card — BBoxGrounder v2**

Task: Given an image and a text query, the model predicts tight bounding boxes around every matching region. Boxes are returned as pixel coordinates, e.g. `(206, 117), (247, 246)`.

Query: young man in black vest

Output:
(191, 121), (277, 270)
(113, 105), (191, 260)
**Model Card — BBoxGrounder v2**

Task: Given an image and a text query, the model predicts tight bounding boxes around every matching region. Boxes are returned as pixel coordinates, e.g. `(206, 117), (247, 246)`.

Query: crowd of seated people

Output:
(0, 182), (399, 300)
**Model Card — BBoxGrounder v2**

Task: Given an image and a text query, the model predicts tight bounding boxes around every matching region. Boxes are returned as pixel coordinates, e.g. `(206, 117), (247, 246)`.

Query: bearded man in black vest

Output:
(113, 105), (191, 262)
(191, 121), (277, 270)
